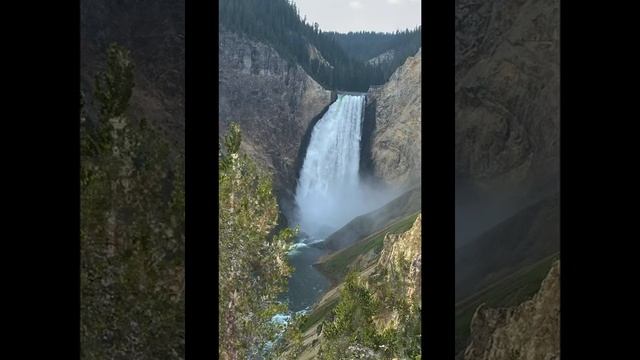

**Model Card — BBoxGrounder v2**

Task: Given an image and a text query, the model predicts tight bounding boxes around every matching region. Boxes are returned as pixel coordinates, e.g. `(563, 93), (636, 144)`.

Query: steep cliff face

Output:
(454, 1), (560, 333)
(455, 0), (559, 198)
(81, 0), (185, 148)
(218, 28), (332, 203)
(375, 214), (422, 330)
(464, 260), (560, 360)
(378, 214), (421, 301)
(367, 49), (422, 189)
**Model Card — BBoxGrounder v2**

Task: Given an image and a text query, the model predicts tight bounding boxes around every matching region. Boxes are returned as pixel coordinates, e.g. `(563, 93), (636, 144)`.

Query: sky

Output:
(292, 0), (421, 33)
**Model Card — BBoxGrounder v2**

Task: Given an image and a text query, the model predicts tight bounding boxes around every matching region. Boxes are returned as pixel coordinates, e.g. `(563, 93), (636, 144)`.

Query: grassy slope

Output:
(323, 187), (421, 251)
(454, 252), (559, 355)
(455, 193), (560, 301)
(300, 296), (340, 333)
(315, 212), (420, 285)
(299, 212), (419, 334)
(292, 188), (422, 359)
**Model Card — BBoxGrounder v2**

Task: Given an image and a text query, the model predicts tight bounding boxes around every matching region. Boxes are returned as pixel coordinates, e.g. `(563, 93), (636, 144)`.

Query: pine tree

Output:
(81, 43), (184, 360)
(94, 43), (134, 121)
(218, 123), (297, 359)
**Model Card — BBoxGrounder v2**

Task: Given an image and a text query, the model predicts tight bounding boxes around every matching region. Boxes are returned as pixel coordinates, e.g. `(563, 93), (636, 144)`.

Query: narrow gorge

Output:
(287, 93), (404, 313)
(289, 94), (371, 312)
(217, 2), (422, 357)
(219, 24), (423, 316)
(279, 51), (422, 359)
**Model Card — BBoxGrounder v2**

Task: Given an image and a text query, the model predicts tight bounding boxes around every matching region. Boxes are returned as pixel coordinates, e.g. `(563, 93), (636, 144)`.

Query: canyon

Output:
(454, 0), (560, 357)
(219, 27), (333, 215)
(218, 26), (422, 226)
(218, 22), (423, 358)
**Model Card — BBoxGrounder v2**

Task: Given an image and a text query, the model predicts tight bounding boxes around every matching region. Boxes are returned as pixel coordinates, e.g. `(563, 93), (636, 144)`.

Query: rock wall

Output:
(367, 49), (422, 190)
(464, 260), (560, 360)
(218, 27), (332, 206)
(455, 0), (560, 198)
(377, 214), (422, 306)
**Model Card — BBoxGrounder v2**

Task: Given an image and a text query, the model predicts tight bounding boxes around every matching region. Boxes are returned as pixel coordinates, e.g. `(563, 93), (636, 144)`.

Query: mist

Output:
(292, 94), (402, 240)
(455, 175), (560, 249)
(294, 178), (402, 240)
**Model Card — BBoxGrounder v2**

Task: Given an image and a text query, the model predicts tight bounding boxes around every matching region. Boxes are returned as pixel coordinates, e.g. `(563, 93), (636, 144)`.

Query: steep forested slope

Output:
(219, 0), (419, 91)
(329, 29), (421, 81)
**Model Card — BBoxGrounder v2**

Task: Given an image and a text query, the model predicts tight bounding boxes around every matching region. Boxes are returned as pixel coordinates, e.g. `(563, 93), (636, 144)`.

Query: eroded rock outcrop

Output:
(377, 214), (422, 304)
(464, 260), (560, 360)
(218, 27), (332, 201)
(367, 49), (422, 190)
(374, 214), (422, 331)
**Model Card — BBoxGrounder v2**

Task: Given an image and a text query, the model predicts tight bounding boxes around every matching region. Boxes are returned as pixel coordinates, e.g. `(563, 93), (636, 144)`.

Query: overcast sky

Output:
(292, 0), (421, 33)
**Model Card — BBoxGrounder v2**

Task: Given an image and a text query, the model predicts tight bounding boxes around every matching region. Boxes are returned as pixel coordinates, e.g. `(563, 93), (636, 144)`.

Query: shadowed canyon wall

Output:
(219, 27), (332, 216)
(455, 0), (560, 247)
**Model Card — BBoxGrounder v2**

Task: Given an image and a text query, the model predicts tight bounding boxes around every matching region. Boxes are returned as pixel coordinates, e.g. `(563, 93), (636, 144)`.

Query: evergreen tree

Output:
(318, 272), (380, 359)
(218, 123), (297, 359)
(219, 0), (421, 92)
(317, 268), (422, 359)
(81, 43), (185, 360)
(94, 44), (135, 121)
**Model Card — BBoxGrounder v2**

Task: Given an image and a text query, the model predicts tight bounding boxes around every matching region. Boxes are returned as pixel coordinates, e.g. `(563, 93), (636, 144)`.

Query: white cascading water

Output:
(294, 94), (369, 239)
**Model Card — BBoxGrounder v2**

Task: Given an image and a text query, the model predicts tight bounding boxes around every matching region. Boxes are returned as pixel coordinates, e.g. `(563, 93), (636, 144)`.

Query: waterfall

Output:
(294, 94), (369, 239)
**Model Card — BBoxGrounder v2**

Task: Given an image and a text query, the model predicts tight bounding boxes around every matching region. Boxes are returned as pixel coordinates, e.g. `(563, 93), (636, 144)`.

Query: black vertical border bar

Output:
(12, 0), (80, 356)
(47, 0), (81, 356)
(185, 0), (219, 358)
(422, 0), (456, 358)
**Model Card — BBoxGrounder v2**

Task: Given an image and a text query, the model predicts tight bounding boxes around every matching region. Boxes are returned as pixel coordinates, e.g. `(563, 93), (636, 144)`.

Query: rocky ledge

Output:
(464, 260), (560, 360)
